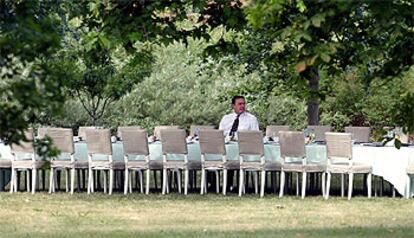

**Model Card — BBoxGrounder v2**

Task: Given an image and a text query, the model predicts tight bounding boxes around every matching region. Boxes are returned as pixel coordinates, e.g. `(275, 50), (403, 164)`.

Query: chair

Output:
(199, 129), (227, 195)
(307, 125), (331, 142)
(237, 131), (265, 197)
(0, 145), (12, 191)
(406, 164), (414, 199)
(189, 125), (215, 138)
(161, 129), (196, 195)
(10, 129), (43, 194)
(86, 128), (115, 195)
(39, 128), (76, 194)
(266, 125), (290, 140)
(279, 131), (325, 199)
(117, 126), (141, 141)
(154, 126), (179, 141)
(345, 126), (370, 143)
(121, 128), (150, 195)
(325, 132), (372, 200)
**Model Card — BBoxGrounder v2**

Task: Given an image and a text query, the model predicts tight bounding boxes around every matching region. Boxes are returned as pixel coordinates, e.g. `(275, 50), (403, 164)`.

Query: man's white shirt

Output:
(219, 112), (259, 136)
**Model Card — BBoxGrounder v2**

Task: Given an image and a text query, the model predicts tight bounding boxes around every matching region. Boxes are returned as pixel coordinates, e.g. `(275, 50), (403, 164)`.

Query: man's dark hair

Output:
(231, 95), (245, 105)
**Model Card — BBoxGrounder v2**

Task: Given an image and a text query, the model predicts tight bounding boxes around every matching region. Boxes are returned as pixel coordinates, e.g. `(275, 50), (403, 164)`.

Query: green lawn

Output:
(0, 192), (413, 238)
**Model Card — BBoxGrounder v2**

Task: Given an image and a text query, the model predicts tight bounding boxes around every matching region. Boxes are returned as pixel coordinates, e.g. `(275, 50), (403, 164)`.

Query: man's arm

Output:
(219, 115), (230, 136)
(251, 116), (260, 131)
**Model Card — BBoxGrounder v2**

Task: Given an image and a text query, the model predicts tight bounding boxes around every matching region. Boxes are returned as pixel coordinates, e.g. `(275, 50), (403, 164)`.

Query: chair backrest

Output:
(11, 129), (34, 153)
(266, 125), (290, 138)
(279, 131), (305, 158)
(42, 128), (74, 154)
(85, 128), (112, 155)
(199, 129), (225, 155)
(238, 131), (264, 156)
(308, 125), (331, 142)
(325, 132), (352, 159)
(117, 126), (142, 140)
(37, 127), (49, 139)
(190, 125), (215, 137)
(154, 125), (179, 140)
(78, 126), (95, 140)
(121, 128), (149, 156)
(160, 129), (187, 155)
(345, 126), (370, 143)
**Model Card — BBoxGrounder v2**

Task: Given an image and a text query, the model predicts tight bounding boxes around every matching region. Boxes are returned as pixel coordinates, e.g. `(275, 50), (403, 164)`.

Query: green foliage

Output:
(243, 0), (414, 129)
(320, 67), (414, 133)
(245, 1), (413, 77)
(102, 39), (307, 133)
(258, 91), (307, 130)
(37, 99), (92, 129)
(0, 0), (65, 144)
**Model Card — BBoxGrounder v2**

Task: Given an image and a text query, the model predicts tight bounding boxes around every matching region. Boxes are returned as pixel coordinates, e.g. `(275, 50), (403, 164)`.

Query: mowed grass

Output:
(0, 192), (413, 238)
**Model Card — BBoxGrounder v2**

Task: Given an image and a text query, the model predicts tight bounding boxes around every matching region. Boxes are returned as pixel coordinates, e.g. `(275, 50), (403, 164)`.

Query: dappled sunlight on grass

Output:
(0, 193), (413, 237)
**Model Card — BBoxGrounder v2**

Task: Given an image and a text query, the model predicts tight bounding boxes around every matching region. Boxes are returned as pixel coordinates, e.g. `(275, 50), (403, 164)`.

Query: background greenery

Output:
(1, 0), (413, 141)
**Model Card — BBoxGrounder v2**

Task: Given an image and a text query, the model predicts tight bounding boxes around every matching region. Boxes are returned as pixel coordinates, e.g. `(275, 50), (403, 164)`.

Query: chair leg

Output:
(301, 172), (307, 199)
(103, 170), (107, 193)
(49, 168), (54, 193)
(124, 168), (129, 195)
(14, 169), (18, 193)
(279, 170), (285, 198)
(238, 169), (244, 197)
(126, 170), (131, 193)
(348, 173), (354, 200)
(138, 170), (143, 193)
(367, 173), (372, 198)
(296, 172), (300, 196)
(87, 168), (91, 194)
(184, 169), (189, 195)
(341, 174), (345, 197)
(31, 168), (37, 194)
(166, 171), (170, 194)
(406, 175), (411, 199)
(91, 169), (95, 193)
(143, 169), (149, 194)
(223, 169), (227, 195)
(162, 169), (167, 195)
(26, 170), (31, 193)
(109, 169), (113, 195)
(65, 169), (69, 193)
(176, 170), (182, 193)
(260, 170), (266, 198)
(10, 169), (15, 193)
(200, 168), (205, 195)
(321, 172), (326, 197)
(325, 172), (331, 200)
(70, 168), (75, 195)
(243, 171), (246, 194)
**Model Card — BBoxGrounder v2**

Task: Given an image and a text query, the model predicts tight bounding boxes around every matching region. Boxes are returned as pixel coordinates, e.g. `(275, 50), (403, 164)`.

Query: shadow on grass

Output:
(14, 226), (414, 238)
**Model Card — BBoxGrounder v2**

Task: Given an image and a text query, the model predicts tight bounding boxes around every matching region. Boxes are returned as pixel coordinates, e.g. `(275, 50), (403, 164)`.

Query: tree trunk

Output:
(306, 67), (320, 125)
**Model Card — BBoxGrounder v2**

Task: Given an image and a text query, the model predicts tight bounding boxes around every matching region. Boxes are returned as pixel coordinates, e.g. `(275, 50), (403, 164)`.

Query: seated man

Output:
(219, 95), (259, 138)
(218, 95), (259, 192)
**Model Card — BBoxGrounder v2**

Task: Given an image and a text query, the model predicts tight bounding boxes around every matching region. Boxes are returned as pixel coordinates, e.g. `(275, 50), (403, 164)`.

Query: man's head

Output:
(231, 95), (246, 115)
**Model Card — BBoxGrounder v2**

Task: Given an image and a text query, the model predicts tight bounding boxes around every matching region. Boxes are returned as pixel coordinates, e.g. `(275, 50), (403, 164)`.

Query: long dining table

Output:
(0, 141), (413, 197)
